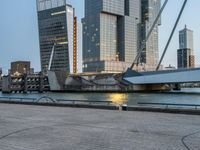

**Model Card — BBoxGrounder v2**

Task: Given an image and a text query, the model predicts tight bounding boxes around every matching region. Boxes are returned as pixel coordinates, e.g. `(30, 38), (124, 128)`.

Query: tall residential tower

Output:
(37, 0), (76, 73)
(177, 25), (195, 69)
(82, 0), (141, 73)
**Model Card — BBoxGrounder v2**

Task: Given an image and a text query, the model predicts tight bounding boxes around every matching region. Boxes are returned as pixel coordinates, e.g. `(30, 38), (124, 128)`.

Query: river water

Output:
(1, 88), (200, 106)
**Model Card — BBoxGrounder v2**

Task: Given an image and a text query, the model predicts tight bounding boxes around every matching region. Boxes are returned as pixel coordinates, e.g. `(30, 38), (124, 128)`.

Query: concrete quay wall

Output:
(0, 100), (200, 115)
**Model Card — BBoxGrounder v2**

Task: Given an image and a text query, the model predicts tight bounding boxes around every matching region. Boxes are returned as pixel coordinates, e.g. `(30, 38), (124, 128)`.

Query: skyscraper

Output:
(82, 0), (141, 73)
(0, 68), (2, 76)
(177, 25), (195, 69)
(140, 0), (161, 70)
(37, 0), (75, 73)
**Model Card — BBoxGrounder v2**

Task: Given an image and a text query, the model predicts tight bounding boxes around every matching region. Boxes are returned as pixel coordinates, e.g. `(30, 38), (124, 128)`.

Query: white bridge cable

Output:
(130, 0), (169, 69)
(156, 0), (188, 71)
(48, 43), (56, 71)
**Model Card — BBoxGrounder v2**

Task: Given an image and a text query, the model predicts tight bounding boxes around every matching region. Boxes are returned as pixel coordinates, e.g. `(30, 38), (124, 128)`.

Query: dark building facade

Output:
(0, 68), (2, 76)
(82, 0), (141, 73)
(10, 61), (34, 76)
(177, 49), (191, 68)
(37, 0), (75, 73)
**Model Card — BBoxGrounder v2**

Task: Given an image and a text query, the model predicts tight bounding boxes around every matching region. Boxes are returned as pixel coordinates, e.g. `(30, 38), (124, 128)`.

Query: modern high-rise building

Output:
(82, 0), (141, 73)
(37, 0), (76, 73)
(177, 25), (195, 69)
(0, 68), (2, 76)
(140, 0), (161, 70)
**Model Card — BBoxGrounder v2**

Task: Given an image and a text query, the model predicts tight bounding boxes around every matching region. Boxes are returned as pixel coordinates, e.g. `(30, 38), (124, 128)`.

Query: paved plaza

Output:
(0, 104), (200, 150)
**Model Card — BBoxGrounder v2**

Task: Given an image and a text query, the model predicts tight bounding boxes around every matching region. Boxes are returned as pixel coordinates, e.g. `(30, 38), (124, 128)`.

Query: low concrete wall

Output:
(0, 100), (200, 115)
(0, 100), (118, 110)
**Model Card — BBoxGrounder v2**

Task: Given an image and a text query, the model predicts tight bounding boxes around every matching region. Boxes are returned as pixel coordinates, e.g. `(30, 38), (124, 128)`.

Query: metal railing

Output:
(0, 96), (37, 102)
(56, 99), (112, 105)
(138, 102), (200, 110)
(0, 96), (112, 105)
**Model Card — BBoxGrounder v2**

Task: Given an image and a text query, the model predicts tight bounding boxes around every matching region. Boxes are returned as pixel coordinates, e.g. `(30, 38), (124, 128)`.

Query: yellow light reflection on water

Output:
(108, 93), (128, 105)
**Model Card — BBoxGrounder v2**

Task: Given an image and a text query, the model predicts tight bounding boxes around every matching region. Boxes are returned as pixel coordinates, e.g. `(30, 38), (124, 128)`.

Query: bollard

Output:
(119, 104), (128, 111)
(119, 105), (122, 111)
(122, 104), (128, 111)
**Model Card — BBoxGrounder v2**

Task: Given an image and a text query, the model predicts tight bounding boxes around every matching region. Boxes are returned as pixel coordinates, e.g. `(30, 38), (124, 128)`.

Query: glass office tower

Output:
(82, 0), (141, 73)
(140, 0), (161, 70)
(37, 0), (75, 73)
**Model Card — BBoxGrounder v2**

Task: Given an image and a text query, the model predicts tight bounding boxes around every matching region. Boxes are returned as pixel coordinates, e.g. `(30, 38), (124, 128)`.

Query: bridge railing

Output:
(137, 102), (200, 110)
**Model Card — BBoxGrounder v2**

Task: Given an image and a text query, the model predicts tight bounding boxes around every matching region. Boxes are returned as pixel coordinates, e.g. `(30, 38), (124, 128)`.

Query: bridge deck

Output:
(124, 68), (200, 84)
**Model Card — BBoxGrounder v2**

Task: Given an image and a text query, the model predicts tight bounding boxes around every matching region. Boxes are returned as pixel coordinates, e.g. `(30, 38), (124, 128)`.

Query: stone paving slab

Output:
(0, 104), (200, 150)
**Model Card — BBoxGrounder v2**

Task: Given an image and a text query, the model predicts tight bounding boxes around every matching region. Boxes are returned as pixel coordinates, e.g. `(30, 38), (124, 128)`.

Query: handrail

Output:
(138, 102), (200, 109)
(0, 96), (37, 101)
(56, 99), (112, 105)
(0, 96), (112, 105)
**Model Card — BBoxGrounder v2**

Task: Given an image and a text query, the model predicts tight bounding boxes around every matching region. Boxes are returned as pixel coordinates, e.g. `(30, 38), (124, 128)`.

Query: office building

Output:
(177, 49), (192, 68)
(37, 0), (76, 73)
(140, 0), (161, 70)
(82, 0), (141, 73)
(10, 61), (34, 76)
(177, 25), (195, 68)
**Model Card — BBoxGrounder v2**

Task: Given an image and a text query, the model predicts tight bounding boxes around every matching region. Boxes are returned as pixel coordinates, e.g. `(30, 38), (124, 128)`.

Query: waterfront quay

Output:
(0, 103), (200, 150)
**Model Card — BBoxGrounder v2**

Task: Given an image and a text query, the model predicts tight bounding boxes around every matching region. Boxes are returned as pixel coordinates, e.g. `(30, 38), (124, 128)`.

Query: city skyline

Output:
(0, 0), (200, 73)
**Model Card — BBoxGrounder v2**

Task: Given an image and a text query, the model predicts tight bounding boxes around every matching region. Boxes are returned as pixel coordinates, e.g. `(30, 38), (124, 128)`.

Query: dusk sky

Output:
(0, 0), (199, 73)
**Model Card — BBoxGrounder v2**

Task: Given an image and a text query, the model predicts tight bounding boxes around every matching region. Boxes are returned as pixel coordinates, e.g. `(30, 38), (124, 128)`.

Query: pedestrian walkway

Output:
(0, 104), (199, 150)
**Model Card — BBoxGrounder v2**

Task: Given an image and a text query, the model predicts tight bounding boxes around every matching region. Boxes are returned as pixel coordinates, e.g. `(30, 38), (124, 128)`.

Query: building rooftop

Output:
(37, 0), (67, 11)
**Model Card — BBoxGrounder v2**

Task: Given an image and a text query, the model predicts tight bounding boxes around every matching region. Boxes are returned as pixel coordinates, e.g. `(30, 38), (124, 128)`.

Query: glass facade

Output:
(82, 0), (141, 73)
(37, 0), (66, 11)
(140, 0), (161, 71)
(100, 13), (117, 61)
(177, 49), (191, 68)
(37, 0), (75, 73)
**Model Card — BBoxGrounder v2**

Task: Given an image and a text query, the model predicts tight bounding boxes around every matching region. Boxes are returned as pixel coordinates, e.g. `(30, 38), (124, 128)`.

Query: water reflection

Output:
(108, 93), (128, 105)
